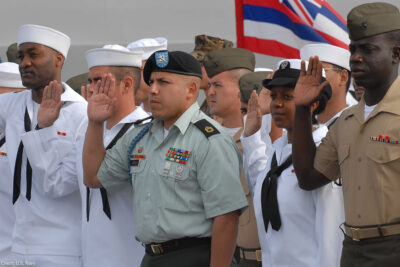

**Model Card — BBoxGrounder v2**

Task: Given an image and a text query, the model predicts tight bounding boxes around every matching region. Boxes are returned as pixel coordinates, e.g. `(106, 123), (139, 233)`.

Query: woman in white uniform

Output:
(242, 59), (343, 267)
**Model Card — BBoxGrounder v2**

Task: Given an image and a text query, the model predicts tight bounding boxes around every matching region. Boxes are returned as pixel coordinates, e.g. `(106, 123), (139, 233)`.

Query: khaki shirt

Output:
(314, 76), (400, 227)
(98, 103), (248, 244)
(234, 128), (261, 249)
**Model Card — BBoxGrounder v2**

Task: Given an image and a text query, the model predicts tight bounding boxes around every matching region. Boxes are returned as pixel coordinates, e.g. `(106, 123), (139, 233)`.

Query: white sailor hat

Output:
(300, 43), (350, 71)
(17, 24), (71, 58)
(0, 62), (25, 88)
(126, 38), (168, 60)
(255, 67), (273, 72)
(85, 44), (142, 69)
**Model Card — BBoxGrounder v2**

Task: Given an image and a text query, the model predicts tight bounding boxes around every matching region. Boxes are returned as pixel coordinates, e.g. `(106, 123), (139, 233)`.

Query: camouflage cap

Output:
(347, 2), (400, 41)
(66, 73), (88, 94)
(191, 35), (234, 62)
(239, 71), (271, 103)
(7, 43), (18, 63)
(203, 48), (255, 78)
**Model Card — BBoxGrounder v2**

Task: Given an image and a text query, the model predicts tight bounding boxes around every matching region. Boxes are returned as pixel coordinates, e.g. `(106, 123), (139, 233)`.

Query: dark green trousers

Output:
(341, 234), (400, 267)
(140, 243), (210, 267)
(238, 258), (262, 267)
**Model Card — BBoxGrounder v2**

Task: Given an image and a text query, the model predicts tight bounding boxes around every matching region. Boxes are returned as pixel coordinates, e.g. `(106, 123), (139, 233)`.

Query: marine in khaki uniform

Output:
(292, 2), (400, 266)
(204, 48), (261, 266)
(190, 35), (233, 116)
(239, 71), (271, 116)
(6, 43), (18, 63)
(83, 50), (248, 267)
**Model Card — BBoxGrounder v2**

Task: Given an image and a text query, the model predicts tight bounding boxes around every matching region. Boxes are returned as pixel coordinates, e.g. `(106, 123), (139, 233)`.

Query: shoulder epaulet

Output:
(194, 119), (220, 138)
(13, 91), (22, 94)
(134, 116), (153, 125)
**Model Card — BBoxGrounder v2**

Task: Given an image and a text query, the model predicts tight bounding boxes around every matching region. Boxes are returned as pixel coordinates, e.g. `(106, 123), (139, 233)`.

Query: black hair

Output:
(312, 78), (332, 125)
(108, 66), (141, 93)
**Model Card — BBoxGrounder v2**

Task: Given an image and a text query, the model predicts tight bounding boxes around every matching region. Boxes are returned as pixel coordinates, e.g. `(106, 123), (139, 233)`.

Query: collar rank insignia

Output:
(155, 51), (169, 68)
(57, 131), (67, 136)
(370, 135), (399, 144)
(165, 148), (191, 165)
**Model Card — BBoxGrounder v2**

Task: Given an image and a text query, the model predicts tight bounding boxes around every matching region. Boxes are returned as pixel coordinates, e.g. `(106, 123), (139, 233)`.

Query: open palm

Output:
(294, 56), (329, 107)
(38, 81), (64, 128)
(87, 73), (116, 123)
(244, 90), (262, 137)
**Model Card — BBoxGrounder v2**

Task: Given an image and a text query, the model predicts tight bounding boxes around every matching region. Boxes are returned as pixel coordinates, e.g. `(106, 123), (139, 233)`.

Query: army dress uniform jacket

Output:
(315, 76), (400, 227)
(244, 126), (343, 267)
(0, 84), (87, 257)
(76, 107), (148, 267)
(98, 102), (248, 244)
(0, 132), (15, 260)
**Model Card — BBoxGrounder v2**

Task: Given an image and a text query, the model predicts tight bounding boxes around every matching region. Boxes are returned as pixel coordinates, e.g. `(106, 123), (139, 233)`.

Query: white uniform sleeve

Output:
(241, 129), (272, 195)
(0, 93), (15, 133)
(313, 185), (344, 267)
(260, 114), (272, 146)
(21, 118), (86, 198)
(311, 125), (344, 267)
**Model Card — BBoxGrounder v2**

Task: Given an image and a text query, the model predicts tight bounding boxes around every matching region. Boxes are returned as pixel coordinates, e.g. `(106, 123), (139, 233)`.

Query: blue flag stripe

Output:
(243, 4), (328, 42)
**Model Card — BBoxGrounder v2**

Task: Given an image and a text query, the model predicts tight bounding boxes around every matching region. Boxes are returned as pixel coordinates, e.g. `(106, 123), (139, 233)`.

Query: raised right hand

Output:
(294, 56), (329, 107)
(244, 90), (262, 137)
(87, 73), (116, 123)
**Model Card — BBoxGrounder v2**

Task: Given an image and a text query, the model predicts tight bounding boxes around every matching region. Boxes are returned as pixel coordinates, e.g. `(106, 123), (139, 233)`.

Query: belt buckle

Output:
(151, 244), (164, 254)
(350, 227), (361, 241)
(256, 249), (262, 262)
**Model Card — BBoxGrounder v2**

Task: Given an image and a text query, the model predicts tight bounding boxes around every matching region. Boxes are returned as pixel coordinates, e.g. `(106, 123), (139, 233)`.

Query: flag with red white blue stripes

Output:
(235, 0), (349, 58)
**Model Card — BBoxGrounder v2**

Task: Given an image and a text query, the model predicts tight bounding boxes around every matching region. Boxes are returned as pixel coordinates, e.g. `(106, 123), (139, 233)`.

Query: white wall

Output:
(0, 0), (399, 79)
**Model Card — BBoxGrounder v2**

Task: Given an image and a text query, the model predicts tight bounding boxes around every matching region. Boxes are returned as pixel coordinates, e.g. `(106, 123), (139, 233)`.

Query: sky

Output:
(0, 0), (399, 78)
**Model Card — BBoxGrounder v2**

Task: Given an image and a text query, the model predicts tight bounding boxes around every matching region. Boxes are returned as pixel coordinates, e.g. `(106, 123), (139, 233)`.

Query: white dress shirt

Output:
(76, 107), (148, 267)
(0, 84), (87, 257)
(246, 126), (343, 267)
(0, 132), (15, 260)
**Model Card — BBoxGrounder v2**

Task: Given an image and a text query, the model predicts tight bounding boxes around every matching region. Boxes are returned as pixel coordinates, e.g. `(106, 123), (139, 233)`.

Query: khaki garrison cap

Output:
(347, 2), (400, 41)
(7, 43), (18, 63)
(66, 73), (88, 94)
(203, 48), (255, 78)
(191, 35), (234, 62)
(239, 71), (271, 103)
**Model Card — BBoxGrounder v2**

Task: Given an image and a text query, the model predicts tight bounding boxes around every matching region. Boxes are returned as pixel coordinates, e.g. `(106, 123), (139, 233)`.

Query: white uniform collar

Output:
(61, 82), (86, 103)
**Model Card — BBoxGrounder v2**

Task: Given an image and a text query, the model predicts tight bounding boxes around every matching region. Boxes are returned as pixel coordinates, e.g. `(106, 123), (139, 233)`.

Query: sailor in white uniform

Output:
(1, 24), (87, 267)
(242, 59), (343, 267)
(77, 45), (148, 267)
(0, 63), (25, 263)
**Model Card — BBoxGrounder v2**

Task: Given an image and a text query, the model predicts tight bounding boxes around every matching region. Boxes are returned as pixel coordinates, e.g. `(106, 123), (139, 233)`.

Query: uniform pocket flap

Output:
(366, 143), (400, 163)
(338, 144), (350, 165)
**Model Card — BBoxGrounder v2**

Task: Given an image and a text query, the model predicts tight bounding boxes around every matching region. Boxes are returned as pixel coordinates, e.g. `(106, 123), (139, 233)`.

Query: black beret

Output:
(143, 50), (202, 85)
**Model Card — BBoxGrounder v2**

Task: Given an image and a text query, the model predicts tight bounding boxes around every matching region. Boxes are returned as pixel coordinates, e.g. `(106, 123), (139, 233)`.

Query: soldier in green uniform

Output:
(82, 50), (248, 267)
